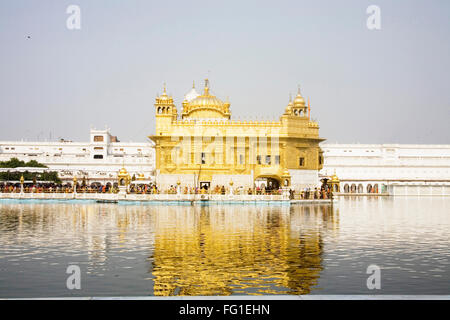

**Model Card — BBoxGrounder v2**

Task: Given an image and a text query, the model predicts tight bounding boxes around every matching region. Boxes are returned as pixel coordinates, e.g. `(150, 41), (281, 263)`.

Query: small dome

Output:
(285, 101), (294, 113)
(118, 168), (128, 175)
(294, 87), (305, 107)
(156, 83), (172, 102)
(331, 173), (339, 182)
(185, 82), (200, 102)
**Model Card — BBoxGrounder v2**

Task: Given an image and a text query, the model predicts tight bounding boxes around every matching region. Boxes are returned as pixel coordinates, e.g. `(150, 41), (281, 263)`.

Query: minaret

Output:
(154, 83), (176, 134)
(293, 85), (307, 117)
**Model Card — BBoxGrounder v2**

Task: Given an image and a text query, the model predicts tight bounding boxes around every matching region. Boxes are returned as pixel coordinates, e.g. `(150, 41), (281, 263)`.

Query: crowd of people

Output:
(0, 181), (333, 199)
(0, 182), (159, 194)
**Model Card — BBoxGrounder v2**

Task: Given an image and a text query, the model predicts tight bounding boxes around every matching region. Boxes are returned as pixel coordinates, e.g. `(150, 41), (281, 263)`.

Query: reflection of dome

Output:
(181, 79), (230, 119)
(137, 173), (145, 180)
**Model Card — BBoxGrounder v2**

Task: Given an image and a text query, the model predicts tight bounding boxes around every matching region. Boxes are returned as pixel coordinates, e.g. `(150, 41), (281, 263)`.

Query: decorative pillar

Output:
(73, 176), (77, 194)
(281, 169), (291, 200)
(330, 172), (340, 194)
(229, 179), (234, 195)
(20, 175), (24, 194)
(176, 179), (181, 195)
(117, 167), (130, 197)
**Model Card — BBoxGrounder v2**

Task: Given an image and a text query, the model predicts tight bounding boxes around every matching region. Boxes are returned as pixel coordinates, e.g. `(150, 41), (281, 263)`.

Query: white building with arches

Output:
(0, 128), (155, 186)
(320, 143), (450, 196)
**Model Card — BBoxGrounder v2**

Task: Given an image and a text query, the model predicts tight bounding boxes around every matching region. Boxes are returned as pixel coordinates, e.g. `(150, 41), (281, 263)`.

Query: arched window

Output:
(344, 184), (350, 193)
(367, 184), (372, 193)
(358, 184), (364, 193)
(351, 184), (356, 193)
(157, 107), (162, 114)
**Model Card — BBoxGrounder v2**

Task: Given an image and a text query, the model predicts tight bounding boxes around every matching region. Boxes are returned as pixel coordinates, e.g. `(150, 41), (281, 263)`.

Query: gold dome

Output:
(190, 94), (224, 108)
(118, 167), (128, 176)
(294, 86), (305, 107)
(156, 83), (173, 104)
(181, 79), (230, 119)
(331, 172), (339, 182)
(285, 95), (294, 113)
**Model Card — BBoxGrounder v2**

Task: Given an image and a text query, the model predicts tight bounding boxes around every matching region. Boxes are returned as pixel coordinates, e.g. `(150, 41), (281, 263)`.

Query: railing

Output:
(0, 192), (294, 202)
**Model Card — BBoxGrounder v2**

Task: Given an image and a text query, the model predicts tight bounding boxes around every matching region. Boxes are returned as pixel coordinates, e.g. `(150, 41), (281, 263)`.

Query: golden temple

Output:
(149, 80), (324, 191)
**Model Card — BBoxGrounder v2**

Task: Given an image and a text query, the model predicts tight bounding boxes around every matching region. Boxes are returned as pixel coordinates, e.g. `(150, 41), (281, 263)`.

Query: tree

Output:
(0, 157), (47, 168)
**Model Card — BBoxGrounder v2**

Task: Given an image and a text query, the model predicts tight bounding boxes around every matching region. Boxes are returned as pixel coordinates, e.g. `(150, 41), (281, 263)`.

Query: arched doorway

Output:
(255, 176), (280, 192)
(357, 184), (364, 193)
(344, 184), (350, 193)
(373, 184), (379, 193)
(350, 184), (356, 193)
(367, 184), (373, 193)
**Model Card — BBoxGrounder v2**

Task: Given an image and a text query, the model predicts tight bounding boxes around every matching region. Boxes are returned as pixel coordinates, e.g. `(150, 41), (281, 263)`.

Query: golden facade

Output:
(149, 80), (324, 190)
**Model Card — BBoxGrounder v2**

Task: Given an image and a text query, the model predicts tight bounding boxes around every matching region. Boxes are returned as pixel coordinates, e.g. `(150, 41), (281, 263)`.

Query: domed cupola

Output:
(284, 94), (294, 115)
(291, 86), (307, 117)
(184, 81), (200, 102)
(181, 79), (231, 119)
(293, 86), (306, 108)
(155, 83), (177, 119)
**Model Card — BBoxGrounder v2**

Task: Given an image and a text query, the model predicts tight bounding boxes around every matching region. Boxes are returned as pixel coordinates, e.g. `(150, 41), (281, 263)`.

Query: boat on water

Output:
(96, 199), (118, 204)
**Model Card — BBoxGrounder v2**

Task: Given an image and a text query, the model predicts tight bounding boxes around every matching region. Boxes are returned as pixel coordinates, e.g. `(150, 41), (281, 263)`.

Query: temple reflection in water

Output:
(151, 204), (337, 295)
(0, 201), (338, 296)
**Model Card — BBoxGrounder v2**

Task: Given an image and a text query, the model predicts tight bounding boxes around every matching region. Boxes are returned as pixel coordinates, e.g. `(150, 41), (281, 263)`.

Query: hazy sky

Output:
(0, 0), (449, 144)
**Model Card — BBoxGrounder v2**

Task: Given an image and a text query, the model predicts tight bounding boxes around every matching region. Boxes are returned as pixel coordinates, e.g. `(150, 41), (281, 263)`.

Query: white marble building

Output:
(0, 128), (155, 185)
(320, 144), (450, 196)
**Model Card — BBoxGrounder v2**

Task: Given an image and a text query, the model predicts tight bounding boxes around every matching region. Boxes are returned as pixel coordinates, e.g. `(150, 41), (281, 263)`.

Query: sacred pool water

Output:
(0, 197), (448, 297)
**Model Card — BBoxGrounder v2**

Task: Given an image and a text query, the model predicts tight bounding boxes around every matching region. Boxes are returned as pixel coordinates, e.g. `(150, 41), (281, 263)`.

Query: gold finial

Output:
(163, 82), (167, 94)
(289, 93), (292, 102)
(204, 78), (209, 95)
(192, 80), (195, 88)
(297, 85), (301, 94)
